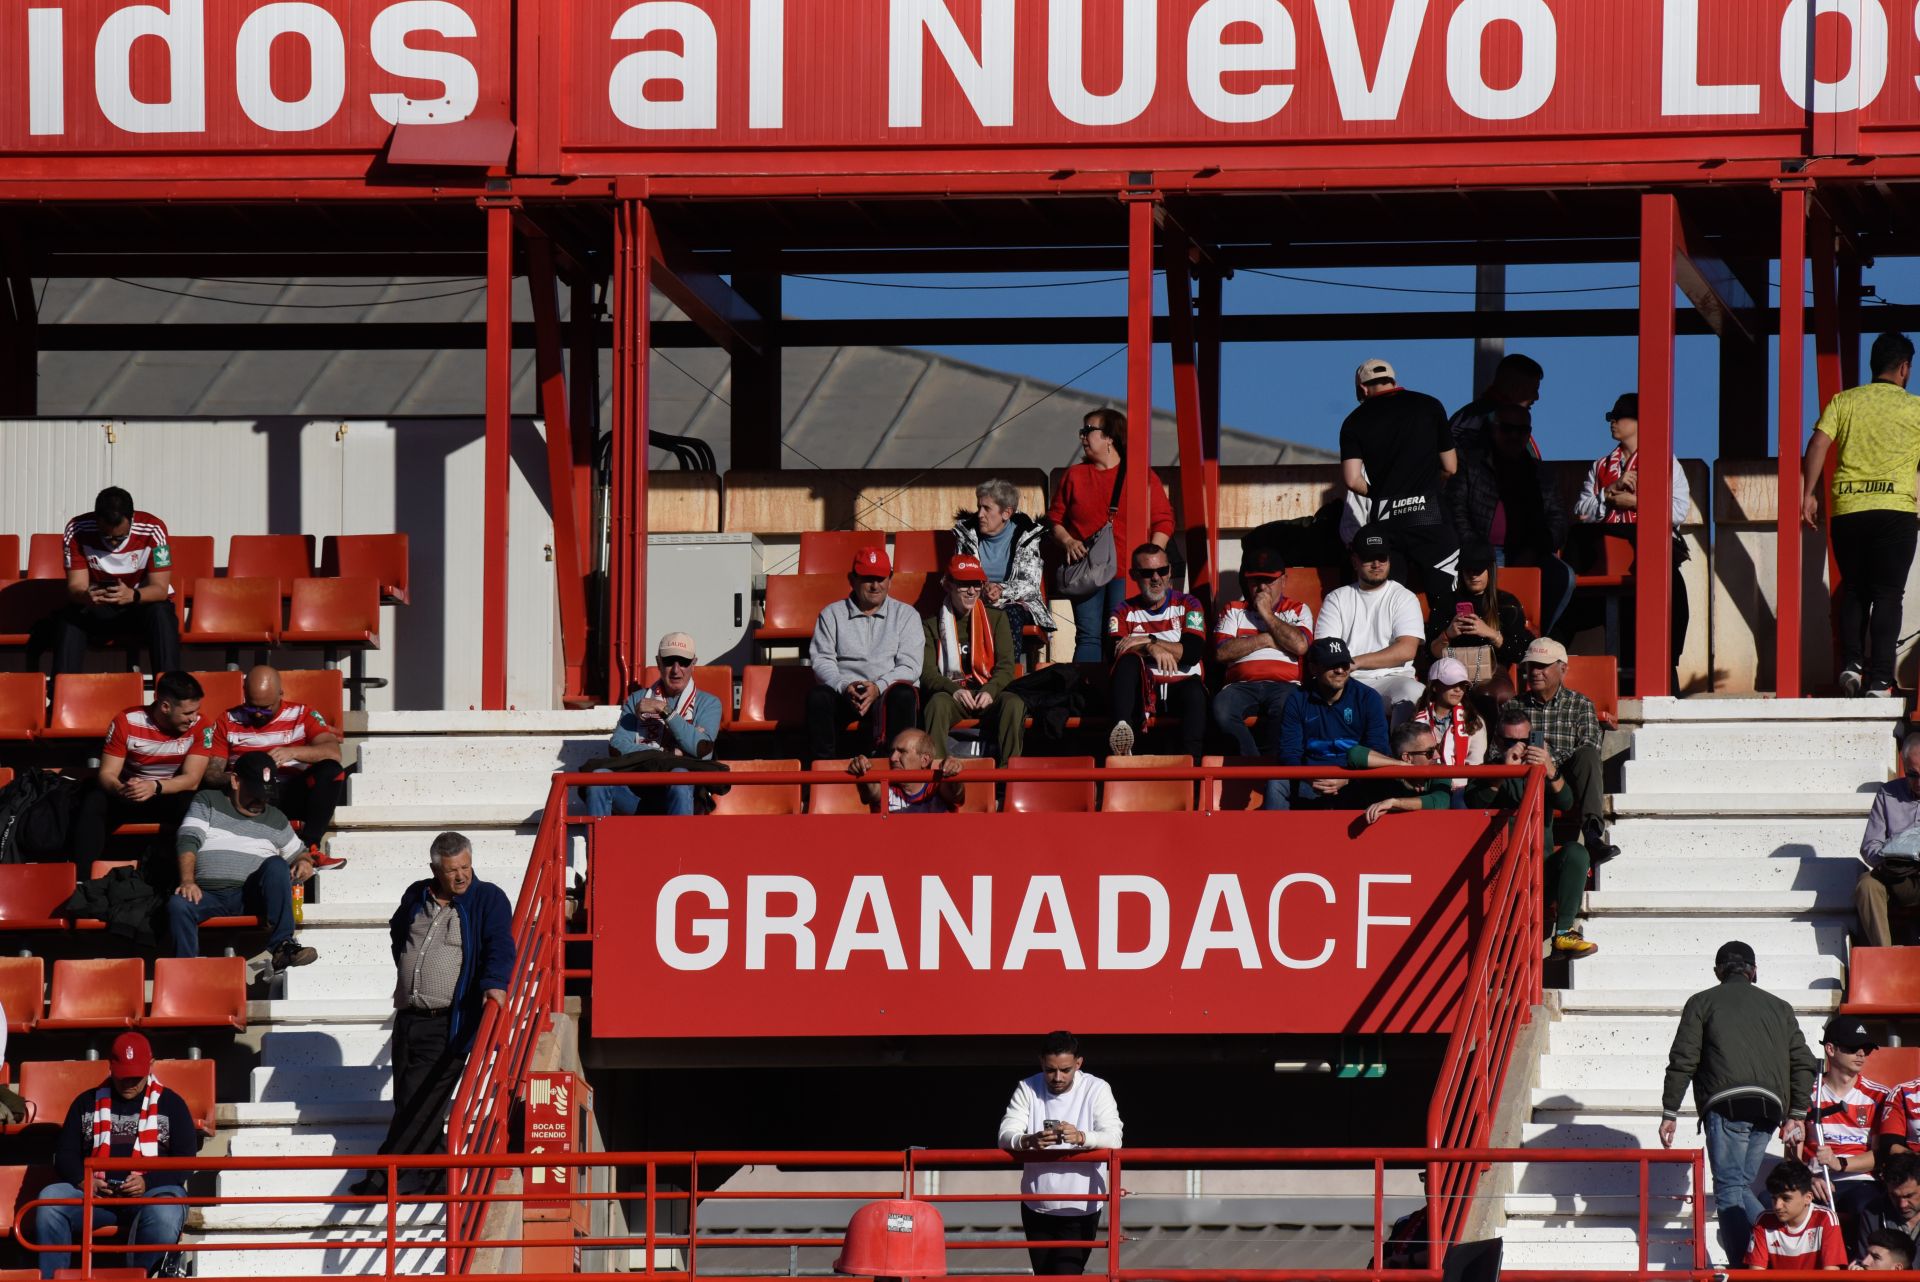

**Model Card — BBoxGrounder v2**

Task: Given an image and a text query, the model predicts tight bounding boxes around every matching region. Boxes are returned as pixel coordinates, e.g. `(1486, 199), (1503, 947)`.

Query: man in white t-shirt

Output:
(997, 1031), (1124, 1276)
(1315, 526), (1428, 722)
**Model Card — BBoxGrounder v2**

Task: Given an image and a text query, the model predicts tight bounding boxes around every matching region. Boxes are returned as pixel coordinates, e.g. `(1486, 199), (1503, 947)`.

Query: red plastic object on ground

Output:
(834, 1200), (947, 1278)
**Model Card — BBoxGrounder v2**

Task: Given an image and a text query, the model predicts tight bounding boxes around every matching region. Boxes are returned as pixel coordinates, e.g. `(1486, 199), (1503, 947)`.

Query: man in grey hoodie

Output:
(1658, 941), (1818, 1266)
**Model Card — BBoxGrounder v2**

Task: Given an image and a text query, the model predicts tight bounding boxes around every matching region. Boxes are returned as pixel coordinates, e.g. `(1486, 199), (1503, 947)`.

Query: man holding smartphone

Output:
(997, 1031), (1124, 1276)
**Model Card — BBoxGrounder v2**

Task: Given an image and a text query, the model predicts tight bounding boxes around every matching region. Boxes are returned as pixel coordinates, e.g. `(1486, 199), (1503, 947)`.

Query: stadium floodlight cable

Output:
(194, 276), (484, 288)
(107, 278), (489, 308)
(1240, 267), (1640, 296)
(789, 273), (1132, 291)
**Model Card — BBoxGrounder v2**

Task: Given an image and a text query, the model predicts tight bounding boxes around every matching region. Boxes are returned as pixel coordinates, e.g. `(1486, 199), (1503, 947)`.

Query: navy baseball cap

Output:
(1307, 637), (1354, 669)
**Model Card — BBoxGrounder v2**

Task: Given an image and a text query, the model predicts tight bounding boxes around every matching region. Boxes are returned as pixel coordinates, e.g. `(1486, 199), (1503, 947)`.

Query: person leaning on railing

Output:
(1464, 708), (1595, 960)
(997, 1030), (1123, 1278)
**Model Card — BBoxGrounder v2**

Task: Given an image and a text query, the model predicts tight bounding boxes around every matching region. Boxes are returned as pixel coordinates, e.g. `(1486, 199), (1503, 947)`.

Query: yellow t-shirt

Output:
(1814, 380), (1920, 516)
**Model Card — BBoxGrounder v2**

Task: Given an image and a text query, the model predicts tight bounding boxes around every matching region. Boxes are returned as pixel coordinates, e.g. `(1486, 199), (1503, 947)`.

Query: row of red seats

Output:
(0, 1058), (216, 1137)
(0, 669), (343, 741)
(687, 755), (1219, 816)
(0, 957), (245, 1034)
(0, 575), (380, 654)
(0, 533), (408, 605)
(788, 530), (956, 577)
(0, 865), (259, 935)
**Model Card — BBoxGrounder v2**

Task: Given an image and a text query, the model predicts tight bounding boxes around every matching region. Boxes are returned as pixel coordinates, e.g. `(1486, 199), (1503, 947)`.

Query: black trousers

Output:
(1107, 657), (1206, 760)
(1021, 1205), (1101, 1276)
(1831, 509), (1919, 688)
(372, 1007), (468, 1185)
(805, 682), (919, 763)
(1380, 520), (1459, 619)
(275, 760), (345, 845)
(52, 600), (180, 675)
(71, 785), (193, 866)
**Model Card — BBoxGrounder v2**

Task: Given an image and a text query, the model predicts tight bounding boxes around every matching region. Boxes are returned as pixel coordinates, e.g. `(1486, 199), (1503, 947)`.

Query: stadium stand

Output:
(1102, 755), (1196, 813)
(796, 531), (885, 575)
(144, 957), (249, 1031)
(42, 673), (144, 741)
(1003, 755), (1096, 815)
(39, 958), (145, 1031)
(225, 535), (316, 597)
(320, 533), (411, 604)
(183, 578), (280, 652)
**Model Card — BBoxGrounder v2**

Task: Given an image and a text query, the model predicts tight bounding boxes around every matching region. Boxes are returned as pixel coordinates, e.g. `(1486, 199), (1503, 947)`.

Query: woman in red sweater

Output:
(1047, 408), (1174, 661)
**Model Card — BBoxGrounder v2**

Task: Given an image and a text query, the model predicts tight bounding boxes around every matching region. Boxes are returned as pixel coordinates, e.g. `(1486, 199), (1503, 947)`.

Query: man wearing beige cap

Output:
(1501, 637), (1615, 863)
(579, 632), (722, 817)
(1339, 357), (1461, 618)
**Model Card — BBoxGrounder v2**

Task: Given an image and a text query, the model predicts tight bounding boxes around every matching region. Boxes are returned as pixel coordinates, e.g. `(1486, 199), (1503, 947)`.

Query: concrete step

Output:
(1559, 988), (1841, 1015)
(355, 735), (608, 776)
(1609, 817), (1868, 861)
(1629, 721), (1897, 762)
(188, 1230), (444, 1278)
(250, 1065), (392, 1104)
(1577, 916), (1847, 957)
(212, 1164), (422, 1206)
(1505, 1157), (1704, 1209)
(1635, 696), (1905, 723)
(283, 965), (399, 1002)
(1522, 1118), (1693, 1150)
(221, 1100), (391, 1128)
(1539, 1055), (1707, 1092)
(1495, 1222), (1714, 1271)
(260, 1024), (393, 1068)
(1597, 857), (1860, 897)
(1545, 1014), (1828, 1059)
(228, 1124), (390, 1158)
(1531, 1087), (1675, 1115)
(320, 831), (534, 898)
(1613, 793), (1875, 817)
(1567, 951), (1843, 995)
(270, 925), (401, 969)
(1583, 890), (1839, 915)
(334, 804), (545, 830)
(1620, 759), (1876, 794)
(252, 999), (397, 1024)
(363, 709), (617, 735)
(195, 1189), (443, 1231)
(349, 771), (568, 807)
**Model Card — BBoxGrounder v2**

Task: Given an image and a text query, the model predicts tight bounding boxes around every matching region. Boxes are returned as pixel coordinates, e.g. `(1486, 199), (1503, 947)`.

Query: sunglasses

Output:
(658, 655), (693, 669)
(236, 702), (276, 725)
(1132, 566), (1172, 580)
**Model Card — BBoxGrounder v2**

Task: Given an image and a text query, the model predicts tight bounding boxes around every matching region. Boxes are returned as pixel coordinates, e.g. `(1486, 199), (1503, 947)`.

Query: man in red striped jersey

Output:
(206, 666), (346, 866)
(51, 487), (181, 676)
(1210, 542), (1313, 761)
(71, 672), (219, 867)
(1105, 543), (1208, 761)
(1804, 1016), (1891, 1258)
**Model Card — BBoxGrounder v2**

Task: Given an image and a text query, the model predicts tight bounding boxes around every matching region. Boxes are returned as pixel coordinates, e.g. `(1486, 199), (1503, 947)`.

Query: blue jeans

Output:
(168, 857), (294, 957)
(1212, 681), (1296, 757)
(579, 767), (693, 817)
(36, 1181), (188, 1277)
(1702, 1111), (1771, 1266)
(1069, 578), (1127, 663)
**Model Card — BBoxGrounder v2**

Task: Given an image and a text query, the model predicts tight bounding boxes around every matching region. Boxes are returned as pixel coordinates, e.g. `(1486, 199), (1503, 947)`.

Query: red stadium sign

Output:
(589, 810), (1503, 1040)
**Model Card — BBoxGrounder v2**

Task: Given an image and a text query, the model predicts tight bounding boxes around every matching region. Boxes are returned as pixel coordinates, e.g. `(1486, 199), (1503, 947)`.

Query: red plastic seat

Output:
(12, 1060), (109, 1132)
(0, 957), (43, 1032)
(1566, 655), (1620, 730)
(0, 580), (68, 647)
(25, 534), (66, 581)
(953, 756), (997, 814)
(0, 864), (76, 930)
(709, 759), (803, 815)
(88, 861), (139, 880)
(1867, 1047), (1920, 1087)
(757, 575), (849, 642)
(0, 767), (12, 791)
(638, 665), (737, 731)
(807, 759), (872, 815)
(1004, 756), (1096, 815)
(44, 672), (144, 742)
(145, 956), (248, 1031)
(1574, 531), (1636, 588)
(282, 576), (380, 648)
(1495, 566), (1543, 637)
(798, 531), (885, 576)
(1201, 755), (1269, 813)
(185, 578), (280, 647)
(40, 958), (143, 1031)
(891, 530), (958, 576)
(166, 535), (216, 603)
(1102, 754), (1195, 813)
(0, 535), (17, 582)
(226, 534), (315, 596)
(151, 1058), (217, 1136)
(886, 572), (936, 613)
(0, 674), (45, 740)
(322, 533), (410, 604)
(1843, 948), (1920, 1016)
(732, 665), (813, 734)
(281, 668), (345, 730)
(0, 1164), (26, 1239)
(189, 670), (246, 718)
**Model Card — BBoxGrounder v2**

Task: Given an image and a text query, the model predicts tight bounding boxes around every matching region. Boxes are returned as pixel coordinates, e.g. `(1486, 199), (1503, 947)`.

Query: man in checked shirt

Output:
(1500, 637), (1617, 864)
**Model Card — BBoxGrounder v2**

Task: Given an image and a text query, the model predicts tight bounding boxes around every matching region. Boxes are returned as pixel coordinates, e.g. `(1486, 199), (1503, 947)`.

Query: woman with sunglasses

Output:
(1426, 541), (1536, 690)
(1046, 408), (1173, 662)
(1411, 656), (1485, 808)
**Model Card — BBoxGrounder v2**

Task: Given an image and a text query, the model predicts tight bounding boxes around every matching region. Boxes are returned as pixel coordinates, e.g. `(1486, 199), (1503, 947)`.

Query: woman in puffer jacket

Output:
(952, 477), (1055, 639)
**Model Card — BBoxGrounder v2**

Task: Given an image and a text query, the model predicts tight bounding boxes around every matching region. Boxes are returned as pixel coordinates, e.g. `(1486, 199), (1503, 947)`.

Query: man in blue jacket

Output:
(577, 631), (722, 817)
(350, 831), (515, 1197)
(1269, 637), (1391, 811)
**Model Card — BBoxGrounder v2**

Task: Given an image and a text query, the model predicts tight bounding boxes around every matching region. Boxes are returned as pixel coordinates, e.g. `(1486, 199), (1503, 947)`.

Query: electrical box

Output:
(646, 534), (763, 672)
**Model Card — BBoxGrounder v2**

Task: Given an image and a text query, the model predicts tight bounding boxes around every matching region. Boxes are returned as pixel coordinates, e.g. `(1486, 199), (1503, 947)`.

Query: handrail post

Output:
(1372, 1158), (1385, 1272)
(386, 1159), (398, 1276)
(1692, 1149), (1709, 1272)
(1106, 1150), (1123, 1281)
(1637, 1155), (1650, 1272)
(645, 1160), (657, 1274)
(79, 1167), (94, 1275)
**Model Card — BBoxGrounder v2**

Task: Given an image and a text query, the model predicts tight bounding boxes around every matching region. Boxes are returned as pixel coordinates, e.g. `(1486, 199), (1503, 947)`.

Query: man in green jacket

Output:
(1658, 941), (1818, 1266)
(921, 556), (1025, 764)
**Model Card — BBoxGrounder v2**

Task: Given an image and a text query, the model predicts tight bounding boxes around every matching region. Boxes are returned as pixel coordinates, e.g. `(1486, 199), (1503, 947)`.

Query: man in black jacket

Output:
(1659, 941), (1818, 1266)
(1447, 398), (1575, 635)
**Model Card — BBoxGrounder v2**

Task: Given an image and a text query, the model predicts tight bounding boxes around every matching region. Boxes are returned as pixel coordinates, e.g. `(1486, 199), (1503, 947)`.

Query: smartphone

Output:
(1454, 602), (1476, 618)
(1528, 731), (1546, 748)
(1043, 1118), (1065, 1135)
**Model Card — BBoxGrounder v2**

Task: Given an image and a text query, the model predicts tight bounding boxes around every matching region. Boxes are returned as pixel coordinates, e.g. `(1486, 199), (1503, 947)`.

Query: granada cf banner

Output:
(590, 810), (1503, 1039)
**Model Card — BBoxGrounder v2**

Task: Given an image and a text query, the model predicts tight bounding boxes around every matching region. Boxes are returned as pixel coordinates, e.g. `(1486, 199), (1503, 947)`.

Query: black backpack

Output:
(0, 769), (79, 862)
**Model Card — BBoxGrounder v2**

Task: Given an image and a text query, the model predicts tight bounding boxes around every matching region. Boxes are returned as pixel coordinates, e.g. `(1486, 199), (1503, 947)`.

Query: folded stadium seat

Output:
(280, 667), (345, 731)
(1495, 565), (1543, 636)
(806, 760), (871, 815)
(0, 957), (43, 1033)
(1867, 1047), (1920, 1087)
(0, 535), (17, 581)
(25, 534), (65, 581)
(0, 580), (71, 648)
(1572, 534), (1636, 654)
(1004, 756), (1096, 814)
(756, 575), (849, 646)
(708, 760), (803, 815)
(731, 665), (812, 735)
(641, 665), (737, 730)
(891, 530), (958, 576)
(1842, 947), (1920, 1016)
(797, 531), (885, 576)
(0, 1164), (26, 1240)
(283, 577), (379, 650)
(43, 672), (144, 742)
(322, 533), (411, 604)
(1102, 755), (1195, 813)
(0, 673), (45, 741)
(166, 535), (216, 604)
(1200, 755), (1269, 813)
(184, 578), (280, 653)
(225, 534), (316, 597)
(150, 1058), (217, 1136)
(144, 956), (247, 1031)
(39, 958), (143, 1031)
(189, 670), (245, 716)
(0, 864), (76, 931)
(1566, 655), (1620, 730)
(10, 1060), (108, 1133)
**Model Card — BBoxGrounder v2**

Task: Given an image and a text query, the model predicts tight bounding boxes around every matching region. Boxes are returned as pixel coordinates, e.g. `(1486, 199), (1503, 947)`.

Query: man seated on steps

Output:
(205, 664), (347, 867)
(1855, 733), (1920, 947)
(170, 750), (319, 975)
(1500, 637), (1617, 865)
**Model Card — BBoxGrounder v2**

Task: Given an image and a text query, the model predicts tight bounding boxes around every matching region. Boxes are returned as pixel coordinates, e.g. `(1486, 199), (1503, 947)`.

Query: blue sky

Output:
(782, 259), (1920, 466)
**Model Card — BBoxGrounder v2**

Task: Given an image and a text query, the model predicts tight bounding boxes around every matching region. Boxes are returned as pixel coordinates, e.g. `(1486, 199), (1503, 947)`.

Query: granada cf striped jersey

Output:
(217, 703), (331, 776)
(63, 511), (172, 592)
(1746, 1206), (1846, 1269)
(1108, 590), (1205, 681)
(1806, 1075), (1890, 1180)
(1875, 1076), (1920, 1151)
(103, 707), (222, 780)
(1214, 597), (1313, 684)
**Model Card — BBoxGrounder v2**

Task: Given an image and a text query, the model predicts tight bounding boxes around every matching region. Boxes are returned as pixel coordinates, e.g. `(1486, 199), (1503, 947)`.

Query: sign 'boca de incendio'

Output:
(10, 0), (1920, 156)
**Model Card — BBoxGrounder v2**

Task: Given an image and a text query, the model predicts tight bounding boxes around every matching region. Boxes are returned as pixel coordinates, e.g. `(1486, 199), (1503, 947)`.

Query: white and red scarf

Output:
(1414, 704), (1475, 769)
(91, 1079), (162, 1158)
(632, 679), (698, 752)
(1590, 445), (1639, 525)
(937, 600), (996, 687)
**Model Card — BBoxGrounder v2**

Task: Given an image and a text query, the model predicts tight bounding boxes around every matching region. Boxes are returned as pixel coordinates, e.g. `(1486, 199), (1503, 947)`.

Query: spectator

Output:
(954, 478), (1053, 641)
(1048, 409), (1173, 663)
(1856, 1152), (1920, 1252)
(1467, 709), (1595, 958)
(51, 486), (181, 676)
(1338, 358), (1460, 617)
(34, 1032), (197, 1279)
(1571, 392), (1693, 685)
(1446, 401), (1575, 634)
(209, 664), (346, 863)
(1860, 1226), (1916, 1269)
(847, 730), (966, 813)
(996, 1031), (1123, 1277)
(1801, 332), (1920, 698)
(1316, 526), (1425, 723)
(171, 751), (318, 972)
(1411, 657), (1484, 805)
(578, 633), (722, 818)
(1502, 638), (1614, 864)
(1804, 1015), (1890, 1260)
(1105, 543), (1206, 761)
(350, 832), (514, 1198)
(1660, 940), (1818, 1266)
(807, 547), (923, 764)
(1360, 720), (1451, 825)
(1855, 733), (1920, 947)
(72, 670), (219, 867)
(1450, 352), (1544, 433)
(1272, 637), (1390, 812)
(1211, 543), (1313, 759)
(921, 556), (1025, 763)
(1426, 542), (1535, 688)
(1748, 1159), (1847, 1270)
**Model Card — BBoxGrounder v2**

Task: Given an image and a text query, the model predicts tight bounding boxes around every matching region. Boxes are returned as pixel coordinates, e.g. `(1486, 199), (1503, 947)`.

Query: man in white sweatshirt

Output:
(997, 1031), (1124, 1275)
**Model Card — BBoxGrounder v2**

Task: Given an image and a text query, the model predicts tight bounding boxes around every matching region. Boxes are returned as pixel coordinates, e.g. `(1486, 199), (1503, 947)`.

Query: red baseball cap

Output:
(111, 1031), (152, 1079)
(851, 546), (892, 576)
(945, 554), (987, 583)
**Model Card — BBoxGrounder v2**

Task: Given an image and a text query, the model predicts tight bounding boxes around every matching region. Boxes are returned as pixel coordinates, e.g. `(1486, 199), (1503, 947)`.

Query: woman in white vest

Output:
(996, 1031), (1125, 1276)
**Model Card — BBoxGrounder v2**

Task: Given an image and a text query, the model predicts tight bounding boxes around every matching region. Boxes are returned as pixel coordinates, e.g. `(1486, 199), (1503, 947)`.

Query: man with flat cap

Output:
(1659, 941), (1818, 1266)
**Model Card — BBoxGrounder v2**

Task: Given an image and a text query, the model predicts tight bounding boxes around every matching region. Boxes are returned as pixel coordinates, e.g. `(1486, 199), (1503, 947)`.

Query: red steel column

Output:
(1634, 195), (1677, 699)
(609, 199), (652, 699)
(1165, 234), (1215, 613)
(1124, 197), (1155, 579)
(1812, 208), (1845, 677)
(569, 276), (601, 569)
(1777, 188), (1808, 698)
(482, 204), (513, 711)
(528, 235), (590, 705)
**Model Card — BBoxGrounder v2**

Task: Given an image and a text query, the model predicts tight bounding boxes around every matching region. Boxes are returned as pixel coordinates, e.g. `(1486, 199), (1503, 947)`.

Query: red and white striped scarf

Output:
(91, 1080), (162, 1158)
(1590, 445), (1638, 525)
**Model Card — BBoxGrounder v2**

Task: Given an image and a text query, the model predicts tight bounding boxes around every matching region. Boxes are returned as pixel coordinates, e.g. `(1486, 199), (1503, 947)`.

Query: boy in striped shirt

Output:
(1748, 1160), (1846, 1269)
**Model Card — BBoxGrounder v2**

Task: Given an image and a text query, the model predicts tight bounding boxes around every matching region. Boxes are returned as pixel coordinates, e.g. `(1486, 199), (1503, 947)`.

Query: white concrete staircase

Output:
(1498, 696), (1903, 1271)
(186, 709), (614, 1276)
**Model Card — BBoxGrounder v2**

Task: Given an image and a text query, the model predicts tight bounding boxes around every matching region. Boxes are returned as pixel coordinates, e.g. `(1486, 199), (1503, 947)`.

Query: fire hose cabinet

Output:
(522, 1071), (597, 1271)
